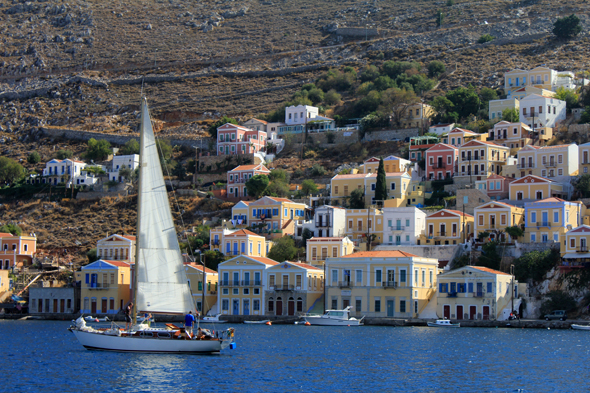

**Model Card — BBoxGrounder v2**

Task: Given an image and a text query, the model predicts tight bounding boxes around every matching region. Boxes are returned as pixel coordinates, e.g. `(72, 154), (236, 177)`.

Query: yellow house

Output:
(96, 234), (136, 262)
(209, 228), (271, 258)
(0, 269), (8, 296)
(395, 102), (434, 129)
(78, 259), (132, 315)
(306, 237), (355, 266)
(230, 200), (251, 227)
(444, 128), (487, 148)
(562, 225), (590, 262)
(359, 156), (412, 174)
(217, 255), (278, 316)
(436, 266), (517, 321)
(325, 251), (439, 318)
(474, 201), (524, 242)
(424, 209), (474, 245)
(515, 144), (579, 179)
(488, 98), (520, 121)
(509, 175), (565, 201)
(579, 142), (590, 176)
(524, 197), (584, 244)
(511, 86), (556, 100)
(345, 208), (384, 247)
(457, 140), (510, 180)
(330, 172), (411, 207)
(265, 261), (324, 316)
(247, 196), (307, 237)
(488, 121), (533, 153)
(185, 263), (218, 316)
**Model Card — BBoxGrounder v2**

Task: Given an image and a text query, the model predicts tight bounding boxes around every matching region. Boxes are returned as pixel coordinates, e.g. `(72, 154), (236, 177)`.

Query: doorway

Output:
(288, 297), (295, 316)
(276, 297), (283, 316)
(469, 305), (477, 320)
(387, 300), (394, 317)
(91, 299), (97, 314)
(243, 299), (250, 315)
(232, 299), (239, 315)
(483, 305), (490, 320)
(443, 305), (450, 319)
(456, 305), (464, 320)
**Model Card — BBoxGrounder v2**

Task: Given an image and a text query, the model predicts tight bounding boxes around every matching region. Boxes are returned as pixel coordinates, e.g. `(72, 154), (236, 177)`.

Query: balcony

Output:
(536, 222), (551, 228)
(473, 291), (484, 297)
(88, 283), (110, 290)
(576, 246), (589, 253)
(544, 161), (557, 168)
(516, 164), (533, 169)
(316, 217), (331, 228)
(382, 281), (398, 289)
(270, 285), (303, 291)
(219, 280), (262, 287)
(338, 281), (353, 288)
(447, 291), (458, 298)
(432, 163), (446, 169)
(390, 226), (405, 232)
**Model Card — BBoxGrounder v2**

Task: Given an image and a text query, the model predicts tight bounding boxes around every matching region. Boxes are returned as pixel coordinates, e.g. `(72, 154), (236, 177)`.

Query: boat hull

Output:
(72, 329), (225, 353)
(201, 319), (227, 323)
(571, 324), (590, 331)
(243, 320), (270, 324)
(304, 317), (363, 326)
(427, 322), (460, 327)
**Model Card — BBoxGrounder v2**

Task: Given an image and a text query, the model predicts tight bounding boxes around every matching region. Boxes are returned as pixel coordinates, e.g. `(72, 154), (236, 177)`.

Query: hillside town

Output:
(2, 65), (590, 325)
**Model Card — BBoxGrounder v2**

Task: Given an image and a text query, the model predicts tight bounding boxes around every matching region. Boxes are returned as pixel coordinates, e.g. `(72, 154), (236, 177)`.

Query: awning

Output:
(563, 253), (590, 259)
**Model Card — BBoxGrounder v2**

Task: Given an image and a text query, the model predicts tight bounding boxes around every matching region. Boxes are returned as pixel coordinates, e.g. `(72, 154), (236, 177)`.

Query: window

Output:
(400, 270), (407, 283)
(371, 183), (376, 191)
(331, 269), (338, 283)
(487, 282), (493, 293)
(391, 183), (396, 190)
(335, 186), (338, 194)
(554, 211), (559, 224)
(429, 271), (433, 285)
(253, 299), (260, 311)
(222, 299), (229, 311)
(571, 238), (576, 248)
(374, 298), (381, 313)
(531, 212), (536, 224)
(399, 300), (406, 313)
(531, 233), (536, 242)
(376, 270), (382, 284)
(463, 196), (468, 204)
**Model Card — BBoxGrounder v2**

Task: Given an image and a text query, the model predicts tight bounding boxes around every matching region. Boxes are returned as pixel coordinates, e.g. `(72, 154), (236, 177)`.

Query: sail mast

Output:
(132, 97), (147, 325)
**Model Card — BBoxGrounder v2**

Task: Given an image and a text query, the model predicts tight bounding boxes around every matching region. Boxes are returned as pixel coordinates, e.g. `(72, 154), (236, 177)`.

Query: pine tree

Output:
(374, 157), (388, 205)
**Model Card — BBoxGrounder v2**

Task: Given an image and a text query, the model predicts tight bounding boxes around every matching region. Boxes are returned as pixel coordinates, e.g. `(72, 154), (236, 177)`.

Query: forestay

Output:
(135, 99), (194, 315)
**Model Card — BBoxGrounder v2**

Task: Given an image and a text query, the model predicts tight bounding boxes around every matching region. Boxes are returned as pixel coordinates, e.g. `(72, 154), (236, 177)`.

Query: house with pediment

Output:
(508, 175), (565, 201)
(474, 201), (525, 242)
(443, 128), (487, 148)
(425, 143), (458, 180)
(96, 234), (136, 262)
(562, 225), (590, 263)
(423, 209), (474, 245)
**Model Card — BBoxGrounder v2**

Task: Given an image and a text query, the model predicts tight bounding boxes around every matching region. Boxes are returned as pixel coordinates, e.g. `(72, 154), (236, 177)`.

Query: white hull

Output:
(201, 318), (227, 323)
(72, 329), (227, 353)
(427, 322), (460, 328)
(571, 324), (590, 331)
(243, 320), (270, 324)
(304, 317), (363, 326)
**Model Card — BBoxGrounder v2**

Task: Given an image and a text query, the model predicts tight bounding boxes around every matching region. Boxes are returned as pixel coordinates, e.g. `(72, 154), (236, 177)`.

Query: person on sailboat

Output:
(185, 311), (195, 335)
(125, 302), (133, 331)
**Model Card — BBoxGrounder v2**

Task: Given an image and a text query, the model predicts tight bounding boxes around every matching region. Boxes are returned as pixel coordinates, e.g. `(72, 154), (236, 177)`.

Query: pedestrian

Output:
(125, 302), (133, 331)
(185, 311), (195, 335)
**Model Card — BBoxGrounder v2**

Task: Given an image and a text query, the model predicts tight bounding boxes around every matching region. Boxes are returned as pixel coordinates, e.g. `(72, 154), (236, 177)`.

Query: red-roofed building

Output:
(425, 143), (458, 180)
(184, 262), (218, 315)
(217, 123), (267, 156)
(475, 173), (516, 200)
(474, 201), (525, 242)
(325, 250), (439, 318)
(76, 259), (133, 314)
(306, 237), (355, 266)
(424, 209), (474, 245)
(227, 163), (271, 198)
(524, 197), (583, 245)
(265, 261), (325, 316)
(443, 128), (487, 147)
(96, 234), (136, 263)
(456, 139), (510, 181)
(0, 232), (37, 270)
(209, 228), (272, 258)
(436, 265), (519, 321)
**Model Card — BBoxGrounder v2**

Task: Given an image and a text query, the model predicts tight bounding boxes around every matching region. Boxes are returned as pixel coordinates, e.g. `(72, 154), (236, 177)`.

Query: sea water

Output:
(1, 320), (589, 392)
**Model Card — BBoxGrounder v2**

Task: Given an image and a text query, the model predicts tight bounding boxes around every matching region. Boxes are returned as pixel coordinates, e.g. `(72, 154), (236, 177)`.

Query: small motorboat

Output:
(571, 324), (590, 330)
(243, 320), (270, 324)
(302, 306), (364, 326)
(427, 319), (460, 327)
(84, 316), (110, 322)
(201, 314), (227, 323)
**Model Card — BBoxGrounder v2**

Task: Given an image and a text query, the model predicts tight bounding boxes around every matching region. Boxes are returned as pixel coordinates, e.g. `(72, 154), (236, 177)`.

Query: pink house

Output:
(217, 123), (267, 156)
(475, 174), (515, 200)
(425, 143), (458, 180)
(227, 164), (271, 198)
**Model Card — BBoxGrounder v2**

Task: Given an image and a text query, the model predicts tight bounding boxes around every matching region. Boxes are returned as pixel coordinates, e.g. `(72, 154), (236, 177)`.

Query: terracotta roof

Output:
(249, 256), (280, 266)
(534, 197), (566, 203)
(486, 174), (512, 181)
(266, 197), (295, 203)
(102, 260), (132, 267)
(511, 175), (552, 184)
(333, 173), (368, 179)
(230, 164), (270, 172)
(308, 237), (346, 242)
(121, 235), (136, 241)
(341, 250), (419, 258)
(476, 201), (517, 209)
(445, 209), (474, 217)
(183, 263), (217, 274)
(540, 144), (574, 150)
(288, 262), (323, 271)
(0, 232), (14, 237)
(569, 225), (590, 233)
(470, 266), (511, 276)
(429, 209), (474, 218)
(449, 128), (478, 135)
(365, 172), (406, 178)
(426, 143), (457, 151)
(432, 123), (454, 127)
(225, 229), (261, 237)
(250, 118), (268, 124)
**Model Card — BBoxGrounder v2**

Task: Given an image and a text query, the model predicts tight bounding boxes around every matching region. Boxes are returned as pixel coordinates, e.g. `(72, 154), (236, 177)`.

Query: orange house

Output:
(0, 232), (37, 270)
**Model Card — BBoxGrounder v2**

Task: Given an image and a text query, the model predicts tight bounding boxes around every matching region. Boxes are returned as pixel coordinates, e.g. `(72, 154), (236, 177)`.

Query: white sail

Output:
(135, 99), (194, 315)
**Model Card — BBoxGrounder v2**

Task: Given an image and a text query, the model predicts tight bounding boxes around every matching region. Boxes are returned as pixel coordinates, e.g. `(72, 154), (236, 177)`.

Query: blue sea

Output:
(2, 320), (589, 392)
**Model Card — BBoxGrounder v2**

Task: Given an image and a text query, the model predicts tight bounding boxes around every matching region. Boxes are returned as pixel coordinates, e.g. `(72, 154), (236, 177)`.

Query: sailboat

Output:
(70, 98), (235, 353)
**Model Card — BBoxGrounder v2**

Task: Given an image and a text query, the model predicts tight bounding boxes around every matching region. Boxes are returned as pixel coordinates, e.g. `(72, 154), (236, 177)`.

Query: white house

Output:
(108, 154), (139, 182)
(518, 94), (566, 129)
(295, 205), (347, 239)
(42, 158), (88, 186)
(381, 206), (427, 246)
(429, 123), (455, 136)
(278, 105), (335, 134)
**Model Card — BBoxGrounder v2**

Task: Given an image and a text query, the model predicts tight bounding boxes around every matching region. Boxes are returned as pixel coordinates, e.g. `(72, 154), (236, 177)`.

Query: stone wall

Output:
(374, 244), (461, 261)
(285, 128), (360, 145)
(363, 128), (419, 142)
(453, 188), (491, 216)
(196, 153), (258, 173)
(335, 27), (380, 37)
(41, 127), (215, 150)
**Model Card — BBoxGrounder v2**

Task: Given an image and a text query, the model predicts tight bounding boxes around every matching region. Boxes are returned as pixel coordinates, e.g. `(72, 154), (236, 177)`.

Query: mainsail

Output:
(135, 99), (194, 314)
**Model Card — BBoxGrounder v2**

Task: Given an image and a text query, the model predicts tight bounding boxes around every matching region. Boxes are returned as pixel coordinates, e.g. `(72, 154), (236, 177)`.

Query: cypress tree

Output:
(374, 157), (388, 205)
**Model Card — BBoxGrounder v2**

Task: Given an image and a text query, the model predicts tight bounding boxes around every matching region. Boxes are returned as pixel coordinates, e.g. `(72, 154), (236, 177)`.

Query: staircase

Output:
(307, 295), (324, 314)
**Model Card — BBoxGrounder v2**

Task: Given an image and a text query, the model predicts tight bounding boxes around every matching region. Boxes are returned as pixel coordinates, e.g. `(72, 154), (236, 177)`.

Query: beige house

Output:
(185, 263), (218, 316)
(330, 172), (411, 207)
(436, 266), (518, 321)
(394, 103), (434, 130)
(456, 140), (510, 181)
(77, 259), (132, 315)
(306, 237), (355, 266)
(96, 234), (136, 262)
(514, 144), (579, 179)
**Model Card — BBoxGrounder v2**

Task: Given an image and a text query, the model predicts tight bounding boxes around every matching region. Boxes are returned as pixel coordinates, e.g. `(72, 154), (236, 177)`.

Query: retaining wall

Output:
(363, 128), (419, 142)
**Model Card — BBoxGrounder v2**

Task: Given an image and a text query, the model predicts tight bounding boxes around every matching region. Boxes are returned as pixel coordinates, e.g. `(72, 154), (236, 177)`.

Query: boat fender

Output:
(229, 342), (236, 350)
(265, 321), (272, 326)
(304, 322), (311, 326)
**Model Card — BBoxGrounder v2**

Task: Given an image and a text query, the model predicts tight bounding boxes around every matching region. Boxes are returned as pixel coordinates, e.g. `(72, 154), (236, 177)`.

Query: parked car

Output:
(544, 310), (567, 321)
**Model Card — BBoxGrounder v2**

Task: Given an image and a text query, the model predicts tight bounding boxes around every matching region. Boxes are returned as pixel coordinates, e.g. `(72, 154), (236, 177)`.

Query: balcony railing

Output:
(390, 226), (405, 231)
(88, 283), (110, 290)
(382, 281), (398, 288)
(576, 246), (589, 253)
(269, 285), (304, 291)
(536, 222), (551, 228)
(516, 164), (533, 169)
(432, 163), (446, 169)
(338, 281), (352, 288)
(316, 218), (331, 228)
(544, 162), (557, 167)
(447, 291), (458, 298)
(219, 280), (262, 287)
(473, 291), (484, 297)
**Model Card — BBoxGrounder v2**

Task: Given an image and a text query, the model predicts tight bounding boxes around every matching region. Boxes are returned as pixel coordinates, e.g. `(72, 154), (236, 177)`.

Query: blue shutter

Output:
(241, 242), (245, 253)
(252, 209), (257, 217)
(450, 282), (456, 293)
(468, 283), (473, 293)
(487, 282), (492, 293)
(226, 243), (230, 253)
(85, 274), (89, 284)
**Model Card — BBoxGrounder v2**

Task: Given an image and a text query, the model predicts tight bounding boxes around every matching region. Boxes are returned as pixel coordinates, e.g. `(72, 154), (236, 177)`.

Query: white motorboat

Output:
(70, 98), (236, 354)
(427, 319), (460, 327)
(84, 316), (110, 322)
(571, 324), (590, 330)
(302, 306), (364, 326)
(243, 320), (270, 324)
(201, 314), (227, 324)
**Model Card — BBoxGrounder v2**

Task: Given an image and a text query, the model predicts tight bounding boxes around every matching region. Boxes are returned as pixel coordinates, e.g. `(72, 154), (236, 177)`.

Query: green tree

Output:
(324, 89), (342, 106)
(0, 223), (22, 236)
(203, 250), (227, 271)
(27, 152), (41, 164)
(354, 90), (381, 116)
(207, 116), (238, 139)
(85, 138), (111, 161)
(0, 157), (26, 184)
(477, 241), (501, 270)
(382, 88), (420, 128)
(479, 87), (499, 104)
(502, 108), (519, 122)
(573, 174), (590, 198)
(505, 225), (524, 240)
(56, 149), (73, 159)
(553, 14), (582, 39)
(374, 157), (388, 205)
(446, 86), (481, 120)
(360, 65), (381, 82)
(301, 228), (313, 247)
(555, 87), (579, 109)
(513, 249), (560, 282)
(382, 61), (421, 79)
(119, 139), (140, 155)
(87, 248), (99, 263)
(267, 236), (299, 262)
(265, 181), (290, 198)
(310, 164), (326, 177)
(307, 88), (325, 105)
(301, 179), (318, 195)
(539, 291), (577, 318)
(427, 60), (446, 78)
(269, 168), (290, 184)
(171, 162), (187, 180)
(245, 174), (270, 198)
(373, 76), (396, 91)
(349, 187), (365, 208)
(118, 167), (137, 182)
(477, 34), (495, 44)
